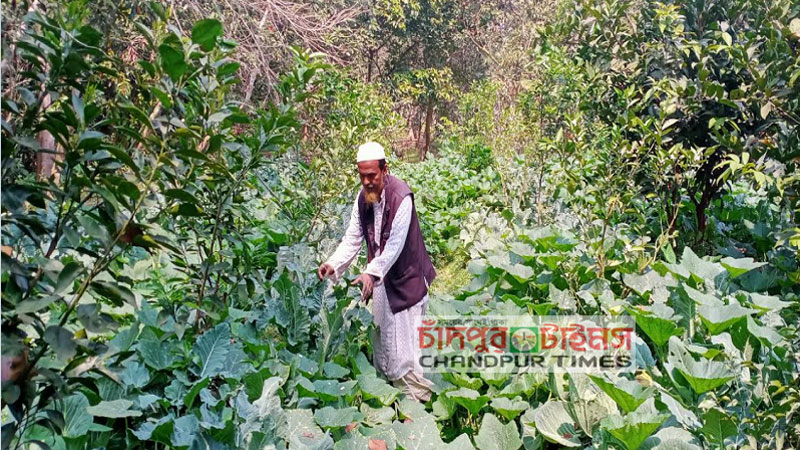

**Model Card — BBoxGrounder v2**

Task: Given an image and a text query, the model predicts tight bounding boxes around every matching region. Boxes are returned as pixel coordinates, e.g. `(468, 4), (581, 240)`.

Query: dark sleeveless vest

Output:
(357, 175), (436, 313)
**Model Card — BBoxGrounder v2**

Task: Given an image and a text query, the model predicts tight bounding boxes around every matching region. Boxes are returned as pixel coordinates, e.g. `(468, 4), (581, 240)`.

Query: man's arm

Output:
(363, 195), (413, 283)
(323, 194), (363, 281)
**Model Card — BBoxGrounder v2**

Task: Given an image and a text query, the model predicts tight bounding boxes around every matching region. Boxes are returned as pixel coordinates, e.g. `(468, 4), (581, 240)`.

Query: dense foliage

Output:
(1, 1), (799, 449)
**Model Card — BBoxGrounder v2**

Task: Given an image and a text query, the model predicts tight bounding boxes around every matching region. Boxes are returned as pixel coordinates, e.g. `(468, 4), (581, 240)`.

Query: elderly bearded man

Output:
(318, 142), (436, 402)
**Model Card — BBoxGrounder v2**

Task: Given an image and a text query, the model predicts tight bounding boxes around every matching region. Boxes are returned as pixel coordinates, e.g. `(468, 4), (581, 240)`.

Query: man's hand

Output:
(351, 273), (376, 302)
(318, 263), (335, 280)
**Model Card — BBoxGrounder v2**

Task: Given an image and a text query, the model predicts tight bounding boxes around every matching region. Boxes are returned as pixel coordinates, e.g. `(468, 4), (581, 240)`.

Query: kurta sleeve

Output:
(325, 193), (363, 280)
(364, 195), (413, 283)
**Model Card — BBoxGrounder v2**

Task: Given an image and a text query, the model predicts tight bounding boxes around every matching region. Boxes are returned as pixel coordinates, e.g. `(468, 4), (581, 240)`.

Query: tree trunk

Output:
(244, 71), (257, 104)
(692, 150), (723, 235)
(695, 189), (712, 234)
(35, 94), (60, 182)
(367, 48), (373, 82)
(422, 102), (433, 160)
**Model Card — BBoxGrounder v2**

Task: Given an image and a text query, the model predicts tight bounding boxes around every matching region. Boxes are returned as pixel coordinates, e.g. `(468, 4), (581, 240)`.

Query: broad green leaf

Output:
(193, 323), (232, 378)
(184, 378), (210, 410)
(746, 316), (782, 345)
(667, 337), (733, 394)
(362, 423), (399, 450)
(149, 86), (172, 108)
(358, 374), (400, 406)
(747, 293), (791, 312)
(198, 389), (219, 408)
(490, 396), (529, 420)
(549, 283), (576, 310)
(164, 380), (187, 405)
(667, 247), (724, 281)
(121, 104), (154, 134)
(77, 303), (118, 333)
(243, 365), (288, 401)
(680, 285), (724, 308)
(120, 361), (151, 389)
(671, 286), (696, 335)
(314, 406), (362, 429)
(61, 393), (93, 438)
(90, 280), (136, 307)
(88, 423), (113, 432)
(109, 324), (139, 354)
(96, 377), (124, 402)
(171, 414), (199, 447)
(323, 361), (350, 378)
(313, 379), (357, 402)
(294, 353), (319, 377)
(208, 111), (231, 124)
(658, 393), (700, 429)
(158, 44), (188, 81)
(721, 31), (733, 46)
(480, 370), (509, 387)
(631, 305), (684, 347)
(198, 403), (226, 430)
(532, 401), (581, 447)
(86, 399), (142, 418)
(360, 403), (395, 426)
(77, 130), (106, 149)
(234, 378), (284, 445)
(218, 61), (241, 77)
(132, 415), (174, 443)
(719, 257), (765, 278)
(446, 387), (490, 415)
(697, 303), (754, 335)
(475, 413), (522, 450)
(398, 398), (429, 421)
(662, 245), (676, 264)
(588, 375), (655, 413)
(191, 19), (223, 51)
(43, 326), (77, 361)
(447, 434), (476, 449)
(333, 432), (371, 450)
(220, 344), (249, 378)
(297, 376), (321, 398)
(432, 392), (458, 420)
(509, 242), (537, 257)
(566, 374), (617, 437)
(640, 427), (701, 450)
(519, 407), (542, 450)
(393, 415), (466, 450)
(601, 410), (668, 450)
(498, 373), (543, 398)
(623, 271), (676, 297)
(698, 408), (737, 446)
(506, 263), (534, 282)
(16, 295), (60, 313)
(163, 189), (199, 203)
(55, 261), (84, 294)
(286, 409), (333, 450)
(137, 330), (180, 370)
(446, 372), (483, 390)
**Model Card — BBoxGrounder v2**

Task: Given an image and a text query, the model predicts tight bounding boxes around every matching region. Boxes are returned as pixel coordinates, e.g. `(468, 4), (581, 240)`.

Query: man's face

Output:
(357, 160), (387, 204)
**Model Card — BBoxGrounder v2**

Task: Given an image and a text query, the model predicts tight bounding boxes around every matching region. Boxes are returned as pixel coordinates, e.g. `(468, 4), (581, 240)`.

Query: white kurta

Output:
(325, 190), (433, 401)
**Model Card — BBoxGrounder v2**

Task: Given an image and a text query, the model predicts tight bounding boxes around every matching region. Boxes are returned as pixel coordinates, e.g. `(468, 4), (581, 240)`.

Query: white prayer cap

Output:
(356, 142), (386, 163)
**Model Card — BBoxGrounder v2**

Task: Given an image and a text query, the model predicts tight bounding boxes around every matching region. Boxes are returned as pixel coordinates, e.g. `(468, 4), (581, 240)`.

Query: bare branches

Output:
(172, 0), (362, 103)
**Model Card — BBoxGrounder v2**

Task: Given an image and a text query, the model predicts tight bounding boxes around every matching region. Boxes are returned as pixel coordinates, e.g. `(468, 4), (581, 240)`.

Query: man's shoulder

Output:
(387, 175), (412, 198)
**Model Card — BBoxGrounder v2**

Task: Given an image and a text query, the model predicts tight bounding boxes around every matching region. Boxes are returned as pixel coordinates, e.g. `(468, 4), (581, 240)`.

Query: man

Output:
(318, 141), (436, 402)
